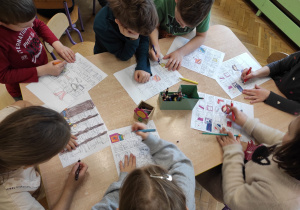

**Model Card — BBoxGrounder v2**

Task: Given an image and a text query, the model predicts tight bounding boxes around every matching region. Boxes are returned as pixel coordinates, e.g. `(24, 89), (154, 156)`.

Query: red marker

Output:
(243, 67), (252, 84)
(231, 101), (235, 122)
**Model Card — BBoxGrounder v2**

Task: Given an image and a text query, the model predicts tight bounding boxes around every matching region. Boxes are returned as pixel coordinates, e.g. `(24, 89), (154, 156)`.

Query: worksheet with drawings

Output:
(27, 53), (108, 112)
(108, 120), (159, 175)
(191, 92), (254, 142)
(114, 60), (182, 105)
(166, 36), (225, 79)
(58, 94), (110, 167)
(215, 53), (270, 99)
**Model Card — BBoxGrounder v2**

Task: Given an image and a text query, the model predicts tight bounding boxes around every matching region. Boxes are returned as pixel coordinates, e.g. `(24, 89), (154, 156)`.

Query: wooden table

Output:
(20, 25), (295, 209)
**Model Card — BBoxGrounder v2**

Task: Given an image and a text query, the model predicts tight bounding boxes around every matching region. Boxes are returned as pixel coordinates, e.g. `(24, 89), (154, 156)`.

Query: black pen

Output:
(75, 160), (81, 181)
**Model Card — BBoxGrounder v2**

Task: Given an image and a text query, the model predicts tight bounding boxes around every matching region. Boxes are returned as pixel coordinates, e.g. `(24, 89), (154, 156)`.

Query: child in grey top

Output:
(92, 122), (195, 210)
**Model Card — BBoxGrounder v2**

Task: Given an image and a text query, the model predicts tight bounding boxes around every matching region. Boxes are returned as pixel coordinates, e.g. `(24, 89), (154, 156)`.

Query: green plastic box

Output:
(158, 85), (199, 110)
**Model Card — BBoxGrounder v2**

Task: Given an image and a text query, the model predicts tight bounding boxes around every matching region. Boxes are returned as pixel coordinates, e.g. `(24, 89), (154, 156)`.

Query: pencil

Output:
(133, 129), (156, 133)
(53, 61), (63, 65)
(202, 132), (242, 137)
(180, 77), (198, 85)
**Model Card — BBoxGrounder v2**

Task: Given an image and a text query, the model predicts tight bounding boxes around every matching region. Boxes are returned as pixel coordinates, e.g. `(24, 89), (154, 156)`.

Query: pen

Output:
(243, 67), (252, 83)
(133, 129), (156, 133)
(180, 77), (198, 85)
(53, 61), (63, 65)
(231, 101), (236, 122)
(202, 132), (242, 137)
(75, 160), (81, 181)
(152, 45), (160, 65)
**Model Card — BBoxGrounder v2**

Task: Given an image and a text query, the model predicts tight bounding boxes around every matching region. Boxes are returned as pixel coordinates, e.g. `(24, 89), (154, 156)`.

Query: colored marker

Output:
(243, 67), (252, 83)
(183, 96), (204, 99)
(180, 77), (198, 85)
(152, 45), (161, 65)
(202, 132), (242, 137)
(75, 160), (81, 181)
(231, 101), (236, 122)
(53, 60), (63, 65)
(133, 129), (156, 133)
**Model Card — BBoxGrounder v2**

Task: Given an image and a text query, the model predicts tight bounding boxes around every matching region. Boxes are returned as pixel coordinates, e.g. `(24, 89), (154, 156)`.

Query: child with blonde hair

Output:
(92, 122), (195, 210)
(0, 104), (88, 210)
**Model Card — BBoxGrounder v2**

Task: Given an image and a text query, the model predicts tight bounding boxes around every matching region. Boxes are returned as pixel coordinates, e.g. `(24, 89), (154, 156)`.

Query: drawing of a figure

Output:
(232, 82), (243, 92)
(54, 90), (67, 100)
(152, 75), (161, 82)
(195, 58), (202, 64)
(205, 118), (212, 132)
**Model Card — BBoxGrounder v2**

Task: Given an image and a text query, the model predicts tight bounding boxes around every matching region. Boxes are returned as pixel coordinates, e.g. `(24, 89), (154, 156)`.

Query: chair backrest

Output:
(44, 13), (70, 53)
(34, 0), (73, 9)
(267, 52), (289, 64)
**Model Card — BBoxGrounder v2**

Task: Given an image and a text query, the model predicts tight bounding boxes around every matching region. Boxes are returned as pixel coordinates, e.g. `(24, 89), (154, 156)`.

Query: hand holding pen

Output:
(241, 67), (254, 83)
(151, 44), (161, 65)
(224, 105), (248, 127)
(132, 122), (150, 140)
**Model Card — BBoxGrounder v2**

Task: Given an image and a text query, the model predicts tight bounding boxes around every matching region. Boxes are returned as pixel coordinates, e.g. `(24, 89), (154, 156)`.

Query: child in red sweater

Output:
(0, 0), (75, 100)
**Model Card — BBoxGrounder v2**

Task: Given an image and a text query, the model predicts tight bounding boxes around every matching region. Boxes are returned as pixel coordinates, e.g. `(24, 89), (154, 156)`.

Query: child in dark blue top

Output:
(93, 0), (158, 83)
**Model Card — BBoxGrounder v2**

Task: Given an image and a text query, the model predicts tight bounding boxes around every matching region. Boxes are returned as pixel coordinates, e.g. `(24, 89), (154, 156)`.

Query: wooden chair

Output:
(34, 0), (84, 42)
(45, 13), (95, 58)
(267, 52), (289, 63)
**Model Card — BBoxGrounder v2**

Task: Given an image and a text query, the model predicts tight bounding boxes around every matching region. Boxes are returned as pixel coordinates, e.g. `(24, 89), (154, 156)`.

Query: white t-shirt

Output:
(0, 106), (44, 210)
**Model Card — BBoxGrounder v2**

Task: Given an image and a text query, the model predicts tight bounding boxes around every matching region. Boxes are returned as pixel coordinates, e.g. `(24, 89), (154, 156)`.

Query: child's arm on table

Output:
(164, 31), (207, 71)
(134, 35), (151, 83)
(92, 154), (136, 210)
(217, 129), (275, 209)
(132, 122), (195, 210)
(229, 106), (284, 145)
(52, 162), (88, 210)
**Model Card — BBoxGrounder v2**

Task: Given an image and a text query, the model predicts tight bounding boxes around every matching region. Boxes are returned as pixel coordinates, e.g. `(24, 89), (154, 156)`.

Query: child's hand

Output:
(119, 154), (136, 173)
(163, 49), (183, 71)
(149, 45), (161, 62)
(65, 135), (79, 151)
(242, 84), (270, 104)
(134, 70), (150, 83)
(65, 161), (88, 190)
(37, 60), (67, 77)
(216, 127), (241, 148)
(225, 105), (248, 127)
(132, 122), (149, 139)
(52, 41), (75, 63)
(241, 68), (257, 81)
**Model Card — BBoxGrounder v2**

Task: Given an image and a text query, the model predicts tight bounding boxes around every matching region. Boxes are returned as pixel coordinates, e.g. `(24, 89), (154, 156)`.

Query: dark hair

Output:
(108, 0), (158, 36)
(0, 106), (70, 177)
(119, 165), (186, 210)
(0, 0), (36, 24)
(177, 0), (214, 28)
(273, 119), (300, 180)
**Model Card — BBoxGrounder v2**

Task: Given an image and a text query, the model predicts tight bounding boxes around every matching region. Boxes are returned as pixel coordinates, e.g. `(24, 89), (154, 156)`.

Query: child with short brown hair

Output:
(150, 0), (214, 71)
(92, 122), (195, 210)
(0, 0), (75, 100)
(93, 0), (158, 83)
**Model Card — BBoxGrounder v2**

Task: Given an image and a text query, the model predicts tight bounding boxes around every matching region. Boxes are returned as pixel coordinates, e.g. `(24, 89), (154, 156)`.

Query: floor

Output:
(1, 0), (298, 209)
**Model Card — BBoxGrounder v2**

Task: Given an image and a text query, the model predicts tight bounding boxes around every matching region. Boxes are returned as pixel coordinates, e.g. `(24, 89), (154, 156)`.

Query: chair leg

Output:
(51, 52), (57, 60)
(93, 0), (96, 15)
(78, 7), (85, 32)
(65, 30), (77, 45)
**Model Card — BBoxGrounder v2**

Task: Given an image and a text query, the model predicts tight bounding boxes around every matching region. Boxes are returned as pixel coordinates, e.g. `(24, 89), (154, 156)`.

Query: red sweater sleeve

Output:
(33, 19), (58, 45)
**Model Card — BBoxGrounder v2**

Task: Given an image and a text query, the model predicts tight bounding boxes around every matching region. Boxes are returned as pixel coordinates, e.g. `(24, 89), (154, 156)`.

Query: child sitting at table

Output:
(92, 122), (195, 210)
(93, 0), (158, 84)
(0, 105), (88, 210)
(149, 0), (214, 71)
(241, 51), (300, 115)
(196, 105), (300, 209)
(0, 0), (75, 101)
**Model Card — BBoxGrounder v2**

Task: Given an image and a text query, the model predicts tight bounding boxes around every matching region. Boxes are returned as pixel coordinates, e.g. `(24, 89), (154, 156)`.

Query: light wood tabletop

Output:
(20, 25), (295, 209)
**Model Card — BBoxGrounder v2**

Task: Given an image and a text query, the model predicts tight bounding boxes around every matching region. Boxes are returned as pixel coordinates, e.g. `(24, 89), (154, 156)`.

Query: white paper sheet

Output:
(215, 53), (270, 99)
(166, 36), (225, 79)
(58, 94), (109, 167)
(108, 120), (159, 175)
(114, 61), (182, 105)
(27, 53), (107, 112)
(191, 92), (254, 142)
